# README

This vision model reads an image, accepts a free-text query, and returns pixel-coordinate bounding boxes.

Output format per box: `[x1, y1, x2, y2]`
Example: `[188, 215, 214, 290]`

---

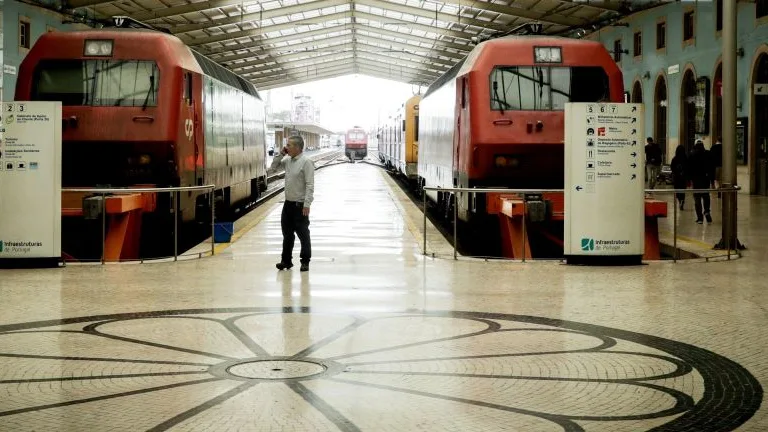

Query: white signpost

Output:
[564, 102, 645, 265]
[0, 101, 62, 267]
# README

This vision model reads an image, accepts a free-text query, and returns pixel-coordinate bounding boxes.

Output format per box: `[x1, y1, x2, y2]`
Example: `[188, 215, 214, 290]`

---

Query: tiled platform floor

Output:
[1, 163, 767, 431]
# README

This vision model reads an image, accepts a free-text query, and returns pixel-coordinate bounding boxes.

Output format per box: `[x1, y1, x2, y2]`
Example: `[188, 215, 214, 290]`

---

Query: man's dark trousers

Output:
[281, 200, 311, 265]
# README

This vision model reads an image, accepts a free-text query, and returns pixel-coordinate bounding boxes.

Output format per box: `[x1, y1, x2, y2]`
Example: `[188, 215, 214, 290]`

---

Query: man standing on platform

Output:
[269, 135, 315, 272]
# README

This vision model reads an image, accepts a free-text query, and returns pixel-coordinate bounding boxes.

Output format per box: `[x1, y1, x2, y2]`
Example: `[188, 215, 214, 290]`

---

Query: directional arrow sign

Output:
[575, 185, 583, 191]
[631, 118, 637, 123]
[631, 140, 637, 146]
[631, 152, 637, 157]
[631, 163, 637, 168]
[632, 106, 637, 112]
[631, 174, 637, 180]
[631, 129, 637, 134]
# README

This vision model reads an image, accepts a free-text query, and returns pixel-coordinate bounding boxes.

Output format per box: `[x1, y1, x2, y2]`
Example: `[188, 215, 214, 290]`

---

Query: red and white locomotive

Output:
[418, 35, 624, 222]
[344, 126, 368, 160]
[15, 20, 268, 258]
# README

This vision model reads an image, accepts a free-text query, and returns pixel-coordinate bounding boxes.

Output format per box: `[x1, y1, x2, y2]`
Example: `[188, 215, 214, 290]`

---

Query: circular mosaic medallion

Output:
[0, 308, 761, 431]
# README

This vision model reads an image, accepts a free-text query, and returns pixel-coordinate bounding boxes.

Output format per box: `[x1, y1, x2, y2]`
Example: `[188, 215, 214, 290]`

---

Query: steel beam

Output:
[356, 39, 454, 67]
[231, 42, 352, 71]
[239, 50, 354, 75]
[171, 0, 348, 34]
[355, 25, 472, 53]
[132, 0, 262, 22]
[184, 11, 351, 47]
[257, 69, 355, 90]
[353, 11, 476, 41]
[355, 34, 465, 59]
[355, 0, 509, 33]
[436, 0, 585, 27]
[206, 25, 351, 60]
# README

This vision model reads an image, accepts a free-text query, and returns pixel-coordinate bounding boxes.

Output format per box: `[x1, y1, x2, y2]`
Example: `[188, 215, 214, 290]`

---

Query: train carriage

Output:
[378, 95, 421, 180]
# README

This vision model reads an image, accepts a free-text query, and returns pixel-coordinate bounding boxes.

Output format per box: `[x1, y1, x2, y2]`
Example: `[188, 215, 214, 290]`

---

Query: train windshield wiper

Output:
[142, 75, 155, 111]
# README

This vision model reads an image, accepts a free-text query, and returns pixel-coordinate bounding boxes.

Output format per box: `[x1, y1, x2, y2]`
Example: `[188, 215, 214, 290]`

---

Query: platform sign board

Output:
[0, 101, 62, 266]
[564, 102, 645, 264]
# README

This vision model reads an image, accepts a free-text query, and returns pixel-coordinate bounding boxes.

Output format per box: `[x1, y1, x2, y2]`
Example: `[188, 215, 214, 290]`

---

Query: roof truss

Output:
[70, 0, 644, 89]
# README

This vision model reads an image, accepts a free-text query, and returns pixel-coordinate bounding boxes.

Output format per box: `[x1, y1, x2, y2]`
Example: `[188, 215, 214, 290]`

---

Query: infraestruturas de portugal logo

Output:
[581, 237, 630, 252]
[0, 239, 43, 254]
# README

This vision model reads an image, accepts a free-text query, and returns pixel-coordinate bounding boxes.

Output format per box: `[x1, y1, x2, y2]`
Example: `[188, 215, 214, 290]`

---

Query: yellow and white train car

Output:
[377, 94, 421, 179]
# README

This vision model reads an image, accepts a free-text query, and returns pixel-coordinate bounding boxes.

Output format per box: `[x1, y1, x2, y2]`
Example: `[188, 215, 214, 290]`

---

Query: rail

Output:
[420, 185, 742, 263]
[61, 184, 216, 264]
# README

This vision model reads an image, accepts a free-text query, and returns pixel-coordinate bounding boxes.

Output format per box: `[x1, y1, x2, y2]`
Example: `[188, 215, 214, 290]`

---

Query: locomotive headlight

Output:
[534, 46, 562, 63]
[84, 40, 113, 57]
[494, 155, 520, 168]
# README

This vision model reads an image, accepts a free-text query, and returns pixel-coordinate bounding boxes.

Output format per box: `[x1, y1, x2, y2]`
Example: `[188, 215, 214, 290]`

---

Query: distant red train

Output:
[418, 36, 624, 222]
[344, 126, 368, 160]
[15, 23, 268, 258]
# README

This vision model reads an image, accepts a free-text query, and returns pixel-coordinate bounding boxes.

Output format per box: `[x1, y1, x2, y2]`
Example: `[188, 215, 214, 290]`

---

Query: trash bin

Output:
[213, 222, 234, 243]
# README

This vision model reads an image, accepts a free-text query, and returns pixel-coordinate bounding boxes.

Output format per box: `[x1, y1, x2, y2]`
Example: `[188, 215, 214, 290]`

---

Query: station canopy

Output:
[67, 0, 663, 90]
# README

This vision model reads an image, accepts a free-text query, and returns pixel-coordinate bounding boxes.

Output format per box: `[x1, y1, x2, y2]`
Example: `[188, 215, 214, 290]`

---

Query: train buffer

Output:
[487, 193, 668, 260]
[62, 187, 157, 262]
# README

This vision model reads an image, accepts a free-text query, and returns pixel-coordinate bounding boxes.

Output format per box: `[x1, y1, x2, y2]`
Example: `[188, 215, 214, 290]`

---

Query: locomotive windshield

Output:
[490, 66, 609, 111]
[31, 59, 159, 108]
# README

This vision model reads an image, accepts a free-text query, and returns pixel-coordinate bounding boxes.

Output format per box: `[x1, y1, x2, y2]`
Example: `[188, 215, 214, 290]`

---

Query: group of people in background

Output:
[646, 137, 723, 225]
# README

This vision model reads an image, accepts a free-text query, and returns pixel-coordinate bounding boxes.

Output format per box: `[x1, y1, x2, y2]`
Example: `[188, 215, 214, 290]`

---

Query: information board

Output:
[0, 101, 62, 266]
[564, 102, 645, 264]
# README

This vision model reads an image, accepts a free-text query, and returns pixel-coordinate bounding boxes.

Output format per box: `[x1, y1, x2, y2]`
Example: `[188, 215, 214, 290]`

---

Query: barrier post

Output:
[211, 192, 215, 256]
[422, 188, 427, 256]
[521, 200, 527, 263]
[673, 191, 678, 262]
[101, 192, 106, 264]
[453, 192, 458, 260]
[173, 190, 178, 261]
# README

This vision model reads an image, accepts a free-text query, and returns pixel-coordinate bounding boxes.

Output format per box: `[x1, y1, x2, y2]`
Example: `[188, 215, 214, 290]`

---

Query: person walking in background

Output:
[269, 135, 315, 271]
[710, 137, 723, 197]
[670, 144, 688, 210]
[687, 140, 713, 224]
[645, 137, 662, 190]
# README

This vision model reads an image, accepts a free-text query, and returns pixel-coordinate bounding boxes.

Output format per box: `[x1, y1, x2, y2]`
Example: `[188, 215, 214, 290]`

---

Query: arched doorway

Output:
[713, 62, 723, 144]
[681, 68, 697, 154]
[631, 81, 643, 103]
[753, 54, 768, 195]
[654, 75, 668, 161]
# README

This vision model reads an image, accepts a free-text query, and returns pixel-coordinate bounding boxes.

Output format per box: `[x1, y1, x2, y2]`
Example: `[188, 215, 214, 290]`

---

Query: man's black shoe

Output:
[300, 263, 309, 272]
[276, 262, 293, 270]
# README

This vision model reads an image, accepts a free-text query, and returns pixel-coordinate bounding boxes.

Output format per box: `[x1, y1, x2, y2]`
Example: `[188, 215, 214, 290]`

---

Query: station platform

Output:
[1, 162, 767, 431]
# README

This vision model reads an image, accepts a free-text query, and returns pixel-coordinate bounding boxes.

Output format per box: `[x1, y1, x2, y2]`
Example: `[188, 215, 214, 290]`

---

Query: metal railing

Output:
[62, 184, 216, 264]
[420, 185, 743, 263]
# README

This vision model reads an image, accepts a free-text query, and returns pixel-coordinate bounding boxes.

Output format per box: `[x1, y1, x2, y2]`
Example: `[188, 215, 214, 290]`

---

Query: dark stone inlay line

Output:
[338, 371, 694, 420]
[344, 350, 691, 382]
[0, 377, 222, 417]
[0, 371, 208, 384]
[290, 315, 368, 359]
[286, 381, 362, 432]
[323, 318, 503, 361]
[82, 322, 236, 361]
[146, 381, 257, 432]
[330, 378, 584, 432]
[0, 352, 213, 367]
[222, 317, 269, 357]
